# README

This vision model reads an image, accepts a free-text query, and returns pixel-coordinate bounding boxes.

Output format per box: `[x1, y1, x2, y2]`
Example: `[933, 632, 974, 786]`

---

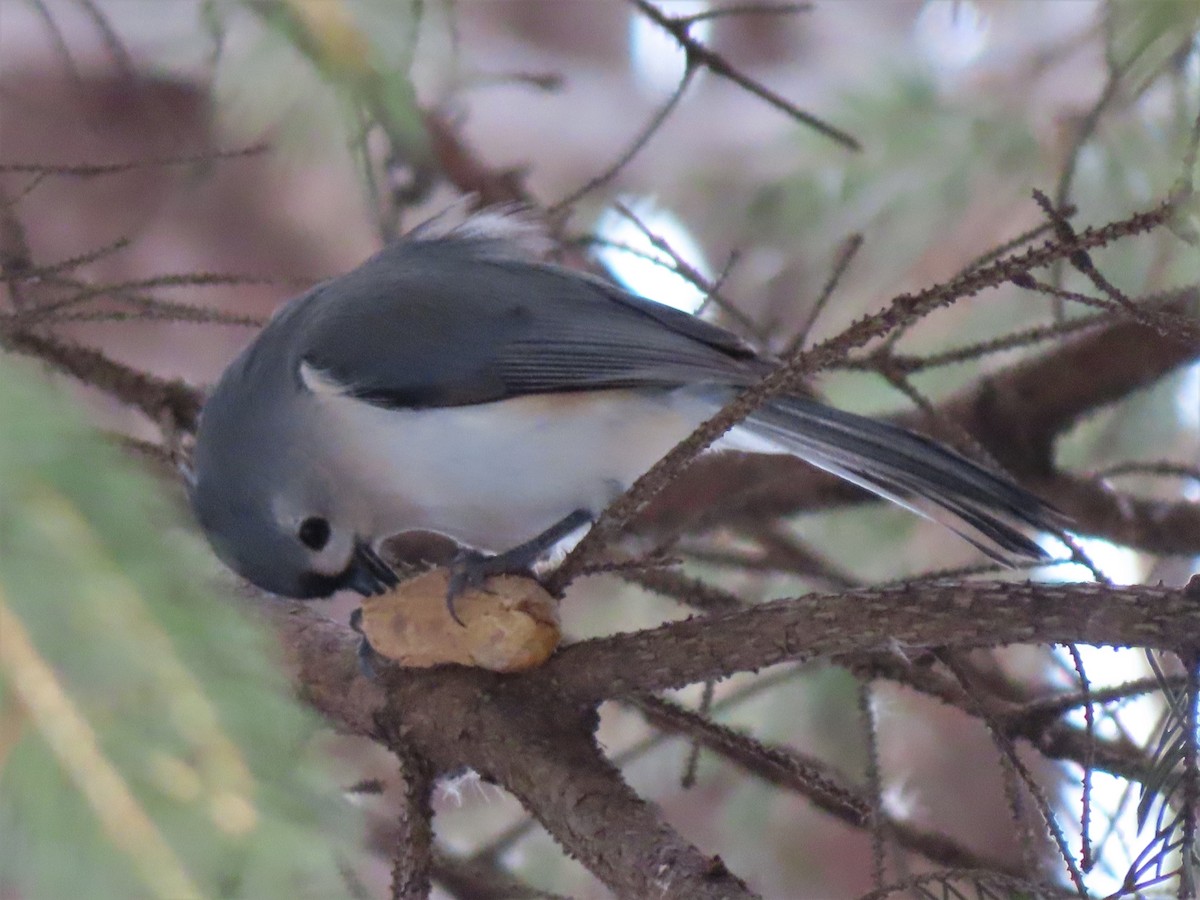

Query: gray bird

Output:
[189, 210, 1061, 605]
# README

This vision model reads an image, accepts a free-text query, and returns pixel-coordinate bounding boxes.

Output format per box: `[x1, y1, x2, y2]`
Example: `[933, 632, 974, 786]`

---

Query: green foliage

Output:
[741, 70, 1041, 280]
[1108, 0, 1200, 94]
[0, 358, 361, 899]
[205, 0, 430, 213]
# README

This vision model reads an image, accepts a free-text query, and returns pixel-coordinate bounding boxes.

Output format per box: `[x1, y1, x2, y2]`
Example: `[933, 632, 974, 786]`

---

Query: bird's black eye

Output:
[298, 517, 331, 551]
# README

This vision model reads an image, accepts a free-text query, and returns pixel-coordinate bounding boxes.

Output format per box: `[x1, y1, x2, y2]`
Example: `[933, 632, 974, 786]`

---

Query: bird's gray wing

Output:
[289, 233, 1065, 562]
[293, 236, 766, 409]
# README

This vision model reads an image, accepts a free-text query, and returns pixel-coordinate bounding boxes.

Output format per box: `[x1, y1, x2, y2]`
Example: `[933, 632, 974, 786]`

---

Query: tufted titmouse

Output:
[189, 210, 1061, 606]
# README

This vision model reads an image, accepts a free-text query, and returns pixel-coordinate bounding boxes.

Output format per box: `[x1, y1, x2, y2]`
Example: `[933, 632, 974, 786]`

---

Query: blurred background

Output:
[2, 2, 1198, 898]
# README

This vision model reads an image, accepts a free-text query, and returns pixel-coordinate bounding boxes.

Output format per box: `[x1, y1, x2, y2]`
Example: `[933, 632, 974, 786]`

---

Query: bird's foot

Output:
[348, 607, 382, 679]
[444, 509, 594, 626]
[445, 549, 520, 626]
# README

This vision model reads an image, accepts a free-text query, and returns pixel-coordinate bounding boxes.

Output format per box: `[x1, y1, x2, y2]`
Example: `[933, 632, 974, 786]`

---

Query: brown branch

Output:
[462, 664, 816, 872]
[844, 649, 1164, 784]
[268, 578, 1197, 762]
[423, 112, 532, 208]
[0, 144, 270, 176]
[0, 325, 202, 432]
[391, 748, 435, 900]
[630, 694, 1027, 877]
[12, 20, 1197, 895]
[1032, 474, 1200, 557]
[939, 292, 1200, 471]
[858, 869, 1075, 900]
[265, 603, 758, 898]
[620, 567, 747, 614]
[542, 580, 1197, 701]
[265, 576, 1195, 893]
[431, 849, 569, 900]
[378, 670, 757, 899]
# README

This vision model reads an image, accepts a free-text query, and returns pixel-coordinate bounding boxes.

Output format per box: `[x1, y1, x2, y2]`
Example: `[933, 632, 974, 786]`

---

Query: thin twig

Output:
[1093, 461, 1200, 483]
[742, 521, 860, 589]
[1016, 273, 1200, 341]
[631, 693, 1026, 876]
[620, 566, 746, 614]
[875, 362, 1002, 472]
[627, 0, 861, 151]
[677, 1, 812, 26]
[1050, 16, 1125, 301]
[1064, 644, 1095, 872]
[0, 144, 270, 176]
[551, 64, 697, 213]
[1178, 651, 1200, 899]
[1034, 188, 1196, 341]
[835, 310, 1113, 375]
[857, 869, 1073, 900]
[954, 214, 1072, 280]
[73, 0, 137, 77]
[940, 653, 1090, 895]
[610, 201, 764, 340]
[857, 679, 888, 890]
[25, 237, 133, 278]
[0, 326, 202, 432]
[785, 232, 863, 355]
[26, 0, 87, 107]
[679, 680, 714, 789]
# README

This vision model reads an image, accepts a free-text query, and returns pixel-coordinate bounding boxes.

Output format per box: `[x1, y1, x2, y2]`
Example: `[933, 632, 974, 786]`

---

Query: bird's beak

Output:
[340, 542, 400, 596]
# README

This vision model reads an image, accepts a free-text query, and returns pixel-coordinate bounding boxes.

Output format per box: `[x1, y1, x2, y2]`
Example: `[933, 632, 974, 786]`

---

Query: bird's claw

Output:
[442, 510, 592, 627]
[445, 549, 522, 627]
[349, 607, 381, 679]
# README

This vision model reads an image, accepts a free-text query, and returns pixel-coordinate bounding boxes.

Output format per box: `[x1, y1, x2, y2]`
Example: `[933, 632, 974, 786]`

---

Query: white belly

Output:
[308, 387, 714, 550]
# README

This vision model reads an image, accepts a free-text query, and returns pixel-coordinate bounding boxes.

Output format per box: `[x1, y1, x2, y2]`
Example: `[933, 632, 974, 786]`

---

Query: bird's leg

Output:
[446, 508, 593, 624]
[348, 607, 381, 679]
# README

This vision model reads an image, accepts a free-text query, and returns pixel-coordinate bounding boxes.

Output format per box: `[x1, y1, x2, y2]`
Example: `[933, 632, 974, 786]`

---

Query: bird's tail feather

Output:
[741, 396, 1065, 562]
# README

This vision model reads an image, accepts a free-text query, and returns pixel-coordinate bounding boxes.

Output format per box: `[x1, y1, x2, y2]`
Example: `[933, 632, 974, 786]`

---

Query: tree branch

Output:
[263, 601, 757, 899]
[0, 325, 201, 432]
[431, 849, 569, 900]
[544, 580, 1195, 701]
[265, 577, 1199, 891]
[375, 668, 758, 900]
[630, 694, 1026, 876]
[390, 747, 434, 900]
[637, 289, 1200, 555]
